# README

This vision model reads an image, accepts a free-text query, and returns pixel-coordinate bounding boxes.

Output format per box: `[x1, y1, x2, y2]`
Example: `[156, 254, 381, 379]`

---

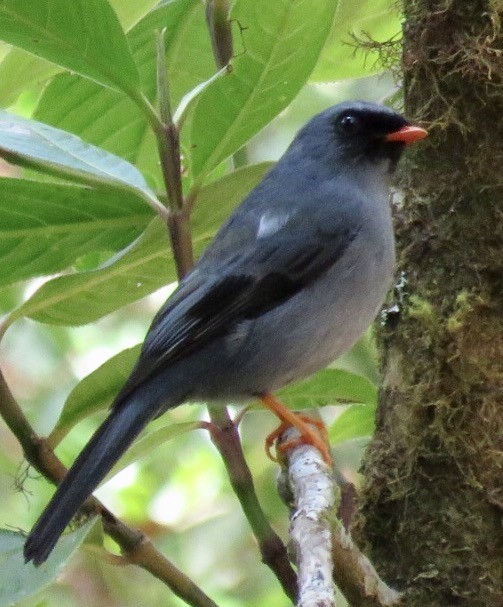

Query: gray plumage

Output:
[24, 100, 424, 565]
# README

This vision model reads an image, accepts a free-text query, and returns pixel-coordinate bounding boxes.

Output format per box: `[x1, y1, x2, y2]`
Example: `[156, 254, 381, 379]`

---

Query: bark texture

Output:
[357, 1, 503, 605]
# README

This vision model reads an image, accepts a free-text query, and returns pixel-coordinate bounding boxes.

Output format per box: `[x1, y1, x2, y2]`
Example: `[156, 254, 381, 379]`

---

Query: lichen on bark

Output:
[356, 1, 503, 605]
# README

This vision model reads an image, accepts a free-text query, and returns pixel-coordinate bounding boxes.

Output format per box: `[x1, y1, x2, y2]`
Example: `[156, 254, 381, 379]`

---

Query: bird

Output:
[24, 100, 427, 565]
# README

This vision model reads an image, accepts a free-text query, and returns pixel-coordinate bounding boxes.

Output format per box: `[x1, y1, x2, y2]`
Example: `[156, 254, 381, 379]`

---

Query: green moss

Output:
[407, 295, 436, 324]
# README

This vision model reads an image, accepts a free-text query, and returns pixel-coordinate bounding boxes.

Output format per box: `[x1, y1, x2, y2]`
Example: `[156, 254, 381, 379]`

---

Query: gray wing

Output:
[114, 208, 362, 404]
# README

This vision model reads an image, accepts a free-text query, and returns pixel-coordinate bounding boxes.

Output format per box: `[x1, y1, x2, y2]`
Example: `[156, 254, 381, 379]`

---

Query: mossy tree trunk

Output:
[357, 1, 503, 605]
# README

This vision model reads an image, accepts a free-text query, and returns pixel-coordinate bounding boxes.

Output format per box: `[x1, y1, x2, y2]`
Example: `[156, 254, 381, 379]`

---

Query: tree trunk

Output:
[356, 1, 503, 605]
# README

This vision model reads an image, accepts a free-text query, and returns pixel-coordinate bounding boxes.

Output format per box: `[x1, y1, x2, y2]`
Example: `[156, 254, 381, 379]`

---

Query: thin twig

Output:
[0, 369, 218, 607]
[207, 405, 298, 603]
[126, 536, 219, 607]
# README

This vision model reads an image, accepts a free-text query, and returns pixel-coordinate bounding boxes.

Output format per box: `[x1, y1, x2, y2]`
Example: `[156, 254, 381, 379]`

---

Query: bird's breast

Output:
[189, 217, 395, 401]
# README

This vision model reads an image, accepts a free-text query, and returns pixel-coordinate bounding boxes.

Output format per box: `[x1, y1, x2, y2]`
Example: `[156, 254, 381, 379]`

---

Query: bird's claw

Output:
[265, 414, 332, 465]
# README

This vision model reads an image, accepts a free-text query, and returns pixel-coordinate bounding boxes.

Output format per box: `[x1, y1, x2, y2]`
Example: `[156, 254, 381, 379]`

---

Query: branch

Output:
[204, 0, 249, 168]
[277, 429, 336, 607]
[154, 29, 194, 278]
[0, 369, 218, 607]
[331, 524, 402, 607]
[205, 406, 298, 603]
[276, 428, 403, 607]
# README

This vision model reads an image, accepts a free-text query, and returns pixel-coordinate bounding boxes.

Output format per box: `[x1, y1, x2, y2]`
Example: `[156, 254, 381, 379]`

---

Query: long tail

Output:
[24, 394, 160, 566]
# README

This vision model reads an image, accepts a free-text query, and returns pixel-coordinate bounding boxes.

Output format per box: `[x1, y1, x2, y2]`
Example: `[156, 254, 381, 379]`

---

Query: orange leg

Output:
[261, 393, 332, 465]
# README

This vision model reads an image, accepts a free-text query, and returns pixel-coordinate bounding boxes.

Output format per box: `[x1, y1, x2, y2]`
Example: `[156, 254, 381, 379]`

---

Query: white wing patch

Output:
[257, 211, 290, 239]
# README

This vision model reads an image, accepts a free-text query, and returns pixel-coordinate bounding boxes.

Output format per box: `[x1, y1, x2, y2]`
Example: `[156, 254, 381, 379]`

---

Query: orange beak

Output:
[385, 125, 428, 145]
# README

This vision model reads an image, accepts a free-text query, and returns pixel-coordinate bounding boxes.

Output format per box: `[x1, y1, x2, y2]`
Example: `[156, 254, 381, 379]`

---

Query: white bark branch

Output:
[276, 426, 404, 607]
[280, 431, 337, 607]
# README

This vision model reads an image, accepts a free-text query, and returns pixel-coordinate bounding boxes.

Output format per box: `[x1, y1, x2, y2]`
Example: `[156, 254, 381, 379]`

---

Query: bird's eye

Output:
[338, 114, 360, 134]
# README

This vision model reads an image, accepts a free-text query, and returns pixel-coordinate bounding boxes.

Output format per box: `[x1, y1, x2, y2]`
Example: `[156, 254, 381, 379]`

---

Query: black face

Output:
[330, 103, 410, 168]
[291, 101, 417, 174]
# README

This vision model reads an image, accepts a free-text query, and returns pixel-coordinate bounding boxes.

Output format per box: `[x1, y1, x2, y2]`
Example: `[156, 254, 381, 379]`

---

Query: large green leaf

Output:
[0, 179, 152, 285]
[0, 0, 159, 108]
[0, 0, 140, 95]
[277, 368, 377, 410]
[0, 521, 95, 607]
[310, 0, 401, 82]
[188, 0, 337, 182]
[7, 219, 174, 327]
[6, 163, 270, 329]
[34, 0, 213, 188]
[0, 110, 162, 212]
[34, 75, 148, 166]
[0, 50, 59, 108]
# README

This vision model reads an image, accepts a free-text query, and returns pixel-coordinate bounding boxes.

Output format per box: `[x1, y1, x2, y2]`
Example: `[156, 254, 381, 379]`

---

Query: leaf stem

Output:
[130, 34, 194, 279]
[205, 0, 233, 68]
[154, 30, 194, 278]
[156, 28, 174, 129]
[204, 1, 249, 171]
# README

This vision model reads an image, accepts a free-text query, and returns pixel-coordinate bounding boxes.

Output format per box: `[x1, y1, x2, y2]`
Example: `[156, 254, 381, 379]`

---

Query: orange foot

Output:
[261, 393, 332, 465]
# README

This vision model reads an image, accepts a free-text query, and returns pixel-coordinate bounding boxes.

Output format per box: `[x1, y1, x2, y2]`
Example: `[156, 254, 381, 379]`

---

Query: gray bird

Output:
[24, 100, 427, 565]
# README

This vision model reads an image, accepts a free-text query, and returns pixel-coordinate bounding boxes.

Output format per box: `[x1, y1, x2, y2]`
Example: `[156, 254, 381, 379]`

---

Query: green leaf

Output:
[50, 345, 141, 445]
[277, 368, 377, 410]
[110, 0, 159, 29]
[329, 403, 376, 445]
[0, 179, 152, 286]
[173, 67, 227, 127]
[310, 0, 401, 82]
[0, 0, 159, 108]
[188, 0, 337, 182]
[0, 0, 140, 95]
[7, 163, 270, 328]
[34, 75, 148, 166]
[34, 0, 212, 187]
[0, 49, 59, 108]
[0, 521, 95, 607]
[7, 219, 175, 327]
[0, 110, 162, 212]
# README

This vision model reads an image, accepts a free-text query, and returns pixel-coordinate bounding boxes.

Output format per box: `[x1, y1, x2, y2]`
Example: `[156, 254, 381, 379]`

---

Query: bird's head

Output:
[294, 101, 427, 176]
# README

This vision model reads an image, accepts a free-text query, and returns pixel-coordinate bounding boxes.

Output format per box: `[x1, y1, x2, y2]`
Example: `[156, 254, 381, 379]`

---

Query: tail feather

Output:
[24, 395, 159, 565]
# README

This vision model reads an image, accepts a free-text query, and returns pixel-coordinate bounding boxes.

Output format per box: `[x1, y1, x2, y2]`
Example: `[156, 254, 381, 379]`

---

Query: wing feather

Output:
[113, 217, 361, 405]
